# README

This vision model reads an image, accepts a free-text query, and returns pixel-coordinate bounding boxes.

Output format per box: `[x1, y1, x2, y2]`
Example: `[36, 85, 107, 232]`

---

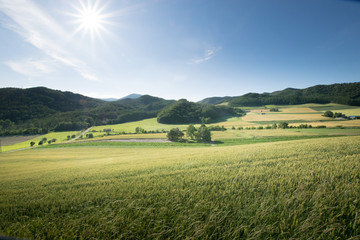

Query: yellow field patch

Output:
[291, 119, 360, 128]
[278, 107, 318, 113]
[242, 113, 327, 122]
[210, 117, 257, 128]
[332, 109, 360, 116]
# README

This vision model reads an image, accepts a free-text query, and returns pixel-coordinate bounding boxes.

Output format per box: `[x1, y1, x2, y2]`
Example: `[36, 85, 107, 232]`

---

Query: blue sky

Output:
[0, 0, 360, 101]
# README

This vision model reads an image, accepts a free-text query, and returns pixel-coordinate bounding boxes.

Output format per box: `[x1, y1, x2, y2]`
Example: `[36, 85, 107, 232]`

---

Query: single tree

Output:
[167, 128, 184, 142]
[278, 122, 289, 129]
[186, 124, 196, 140]
[195, 125, 212, 143]
[30, 141, 35, 147]
[323, 111, 334, 118]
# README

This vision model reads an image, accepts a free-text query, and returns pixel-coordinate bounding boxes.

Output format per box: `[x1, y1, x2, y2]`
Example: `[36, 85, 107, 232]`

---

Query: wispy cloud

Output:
[190, 46, 222, 64]
[0, 0, 98, 81]
[5, 58, 56, 77]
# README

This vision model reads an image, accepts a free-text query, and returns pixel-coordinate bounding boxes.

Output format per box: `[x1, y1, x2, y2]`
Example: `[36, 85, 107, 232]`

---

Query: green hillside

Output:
[0, 87, 173, 135]
[199, 82, 360, 106]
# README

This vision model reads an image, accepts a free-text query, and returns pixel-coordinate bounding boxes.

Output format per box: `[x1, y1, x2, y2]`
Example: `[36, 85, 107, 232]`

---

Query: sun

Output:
[80, 8, 102, 31]
[71, 0, 111, 42]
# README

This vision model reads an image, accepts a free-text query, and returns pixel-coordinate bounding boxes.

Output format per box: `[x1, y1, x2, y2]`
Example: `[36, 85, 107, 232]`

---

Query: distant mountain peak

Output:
[120, 93, 142, 100]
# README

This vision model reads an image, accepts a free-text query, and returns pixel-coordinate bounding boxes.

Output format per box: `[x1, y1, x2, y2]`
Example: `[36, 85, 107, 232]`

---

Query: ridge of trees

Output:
[0, 87, 174, 135]
[199, 82, 360, 106]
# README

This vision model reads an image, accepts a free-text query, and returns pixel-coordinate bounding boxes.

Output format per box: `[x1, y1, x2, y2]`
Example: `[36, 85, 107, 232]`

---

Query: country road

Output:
[66, 127, 93, 142]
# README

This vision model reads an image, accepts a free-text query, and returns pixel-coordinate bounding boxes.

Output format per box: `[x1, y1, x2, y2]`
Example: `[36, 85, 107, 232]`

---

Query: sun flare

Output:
[71, 0, 111, 41]
[80, 9, 102, 30]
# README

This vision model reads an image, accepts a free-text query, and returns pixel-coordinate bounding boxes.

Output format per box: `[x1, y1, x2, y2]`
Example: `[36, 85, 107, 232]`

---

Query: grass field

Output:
[91, 118, 201, 134]
[1, 136, 359, 239]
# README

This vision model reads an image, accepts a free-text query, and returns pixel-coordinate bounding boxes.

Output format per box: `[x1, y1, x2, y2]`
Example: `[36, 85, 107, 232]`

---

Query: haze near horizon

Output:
[0, 0, 359, 101]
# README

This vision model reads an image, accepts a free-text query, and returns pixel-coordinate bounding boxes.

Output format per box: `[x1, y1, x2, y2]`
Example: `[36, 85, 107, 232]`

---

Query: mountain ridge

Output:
[198, 82, 360, 106]
[1, 82, 360, 135]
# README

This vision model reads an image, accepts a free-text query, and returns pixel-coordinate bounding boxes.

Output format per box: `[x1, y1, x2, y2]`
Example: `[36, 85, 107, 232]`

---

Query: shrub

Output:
[86, 133, 94, 138]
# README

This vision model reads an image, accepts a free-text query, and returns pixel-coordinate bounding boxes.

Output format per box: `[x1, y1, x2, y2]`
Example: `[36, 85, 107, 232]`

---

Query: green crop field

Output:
[1, 136, 360, 239]
[1, 103, 360, 239]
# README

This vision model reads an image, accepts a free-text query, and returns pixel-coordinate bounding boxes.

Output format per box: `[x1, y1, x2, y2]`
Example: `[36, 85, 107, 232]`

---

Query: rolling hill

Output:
[199, 82, 360, 106]
[0, 87, 173, 135]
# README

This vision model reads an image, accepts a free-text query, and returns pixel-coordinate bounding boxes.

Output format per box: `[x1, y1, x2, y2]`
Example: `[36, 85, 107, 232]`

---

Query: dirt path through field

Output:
[67, 127, 93, 142]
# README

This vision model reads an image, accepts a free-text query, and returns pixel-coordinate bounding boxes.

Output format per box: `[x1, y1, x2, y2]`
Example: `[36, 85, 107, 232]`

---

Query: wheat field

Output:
[1, 136, 359, 239]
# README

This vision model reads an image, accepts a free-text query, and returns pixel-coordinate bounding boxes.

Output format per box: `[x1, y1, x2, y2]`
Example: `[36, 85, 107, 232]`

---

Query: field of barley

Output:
[1, 136, 360, 239]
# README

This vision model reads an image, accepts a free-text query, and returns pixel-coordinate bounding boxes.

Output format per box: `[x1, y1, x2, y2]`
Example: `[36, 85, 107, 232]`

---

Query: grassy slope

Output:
[91, 118, 201, 133]
[1, 131, 81, 152]
[1, 136, 359, 239]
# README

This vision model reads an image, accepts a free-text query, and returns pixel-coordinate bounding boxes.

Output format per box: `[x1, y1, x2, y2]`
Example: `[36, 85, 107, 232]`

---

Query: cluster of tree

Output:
[200, 82, 360, 107]
[167, 125, 212, 143]
[208, 125, 227, 131]
[0, 87, 174, 135]
[86, 133, 94, 138]
[135, 127, 146, 134]
[269, 108, 279, 112]
[157, 99, 244, 124]
[31, 138, 57, 147]
[323, 111, 346, 118]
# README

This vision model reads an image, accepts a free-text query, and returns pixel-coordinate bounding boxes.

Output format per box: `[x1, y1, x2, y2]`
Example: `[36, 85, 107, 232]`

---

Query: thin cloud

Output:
[190, 46, 222, 64]
[0, 0, 98, 81]
[5, 58, 56, 77]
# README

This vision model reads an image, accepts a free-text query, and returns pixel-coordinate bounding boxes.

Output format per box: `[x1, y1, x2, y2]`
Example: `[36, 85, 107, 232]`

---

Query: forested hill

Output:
[0, 87, 104, 122]
[0, 87, 173, 135]
[157, 99, 243, 124]
[199, 82, 360, 106]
